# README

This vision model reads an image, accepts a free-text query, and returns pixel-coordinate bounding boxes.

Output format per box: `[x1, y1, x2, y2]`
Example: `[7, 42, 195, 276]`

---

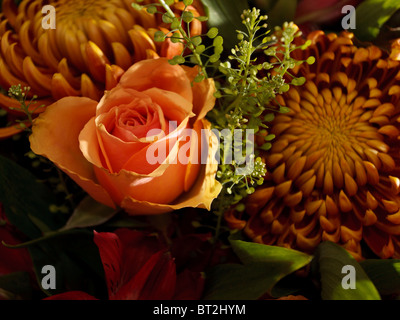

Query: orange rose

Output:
[30, 58, 222, 215]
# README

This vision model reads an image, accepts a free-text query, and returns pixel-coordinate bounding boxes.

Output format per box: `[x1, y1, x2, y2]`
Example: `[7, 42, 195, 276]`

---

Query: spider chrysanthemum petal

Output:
[0, 0, 205, 137]
[226, 31, 400, 260]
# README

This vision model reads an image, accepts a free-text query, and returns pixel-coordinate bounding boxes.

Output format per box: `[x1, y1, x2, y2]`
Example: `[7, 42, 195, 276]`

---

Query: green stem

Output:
[158, 0, 206, 77]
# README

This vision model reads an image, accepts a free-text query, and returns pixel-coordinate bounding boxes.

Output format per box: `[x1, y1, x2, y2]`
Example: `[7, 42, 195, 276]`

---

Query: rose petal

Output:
[29, 97, 115, 208]
[119, 58, 193, 104]
[182, 65, 216, 121]
[121, 116, 191, 174]
[120, 119, 222, 215]
[184, 119, 202, 192]
[143, 87, 194, 123]
[93, 142, 188, 205]
[96, 87, 154, 119]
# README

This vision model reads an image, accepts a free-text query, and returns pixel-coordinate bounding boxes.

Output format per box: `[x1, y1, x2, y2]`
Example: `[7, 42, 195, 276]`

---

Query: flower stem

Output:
[158, 0, 207, 77]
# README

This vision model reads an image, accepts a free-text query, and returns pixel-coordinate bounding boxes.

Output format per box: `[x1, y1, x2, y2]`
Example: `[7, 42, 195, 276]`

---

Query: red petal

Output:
[93, 231, 122, 297]
[44, 291, 97, 300]
[173, 270, 205, 300]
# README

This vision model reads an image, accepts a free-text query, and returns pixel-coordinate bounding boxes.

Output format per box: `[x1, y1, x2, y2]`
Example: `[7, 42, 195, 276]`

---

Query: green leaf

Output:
[61, 196, 118, 230]
[0, 272, 32, 299]
[230, 238, 312, 267]
[360, 259, 400, 296]
[204, 237, 312, 299]
[204, 262, 278, 300]
[201, 0, 249, 49]
[28, 230, 107, 298]
[355, 0, 400, 41]
[313, 241, 381, 300]
[0, 155, 64, 239]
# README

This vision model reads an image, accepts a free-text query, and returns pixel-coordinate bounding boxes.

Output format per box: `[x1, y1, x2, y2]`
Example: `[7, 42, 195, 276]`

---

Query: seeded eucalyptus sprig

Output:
[132, 2, 313, 240]
[132, 0, 224, 81]
[207, 9, 314, 216]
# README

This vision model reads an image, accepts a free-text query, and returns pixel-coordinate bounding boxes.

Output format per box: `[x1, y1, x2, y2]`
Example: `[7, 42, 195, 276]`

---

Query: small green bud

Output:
[183, 0, 193, 5]
[279, 106, 290, 113]
[280, 84, 290, 92]
[207, 27, 218, 39]
[264, 134, 275, 141]
[162, 13, 174, 23]
[306, 56, 315, 65]
[146, 6, 157, 14]
[213, 35, 223, 47]
[291, 77, 306, 86]
[182, 11, 194, 23]
[263, 113, 275, 122]
[195, 45, 205, 54]
[173, 55, 185, 64]
[209, 54, 220, 63]
[171, 17, 180, 29]
[170, 35, 181, 43]
[191, 35, 202, 46]
[154, 31, 166, 42]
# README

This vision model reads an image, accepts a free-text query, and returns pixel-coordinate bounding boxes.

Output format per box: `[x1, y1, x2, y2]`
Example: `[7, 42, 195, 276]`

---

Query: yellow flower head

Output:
[0, 0, 204, 136]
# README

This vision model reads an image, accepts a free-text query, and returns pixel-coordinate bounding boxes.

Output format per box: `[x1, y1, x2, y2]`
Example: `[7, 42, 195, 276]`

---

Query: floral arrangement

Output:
[1, 0, 400, 303]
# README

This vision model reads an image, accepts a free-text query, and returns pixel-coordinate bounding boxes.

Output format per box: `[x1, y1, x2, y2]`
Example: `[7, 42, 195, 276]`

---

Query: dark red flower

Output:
[45, 228, 204, 300]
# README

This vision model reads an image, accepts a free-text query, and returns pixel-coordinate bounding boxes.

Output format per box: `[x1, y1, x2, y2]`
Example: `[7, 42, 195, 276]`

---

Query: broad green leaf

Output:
[204, 262, 280, 300]
[230, 238, 312, 267]
[201, 0, 249, 49]
[0, 155, 64, 239]
[28, 230, 107, 298]
[313, 241, 381, 300]
[62, 196, 117, 230]
[0, 272, 32, 299]
[204, 237, 312, 300]
[103, 215, 150, 229]
[355, 0, 400, 41]
[360, 259, 400, 296]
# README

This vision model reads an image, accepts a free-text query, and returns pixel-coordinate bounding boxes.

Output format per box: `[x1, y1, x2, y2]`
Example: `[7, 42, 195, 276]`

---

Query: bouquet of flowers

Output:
[1, 0, 400, 303]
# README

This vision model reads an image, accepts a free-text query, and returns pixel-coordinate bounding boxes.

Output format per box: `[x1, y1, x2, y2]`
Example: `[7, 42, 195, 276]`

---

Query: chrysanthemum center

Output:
[270, 81, 394, 197]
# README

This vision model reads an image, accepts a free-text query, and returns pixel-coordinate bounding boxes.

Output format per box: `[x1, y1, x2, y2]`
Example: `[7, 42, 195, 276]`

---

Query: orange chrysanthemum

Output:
[0, 0, 204, 137]
[226, 31, 400, 260]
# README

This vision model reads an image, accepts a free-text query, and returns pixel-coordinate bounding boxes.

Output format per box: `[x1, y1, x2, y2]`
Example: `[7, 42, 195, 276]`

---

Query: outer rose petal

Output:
[93, 138, 188, 205]
[29, 97, 115, 208]
[119, 58, 193, 104]
[182, 65, 216, 121]
[120, 119, 222, 215]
